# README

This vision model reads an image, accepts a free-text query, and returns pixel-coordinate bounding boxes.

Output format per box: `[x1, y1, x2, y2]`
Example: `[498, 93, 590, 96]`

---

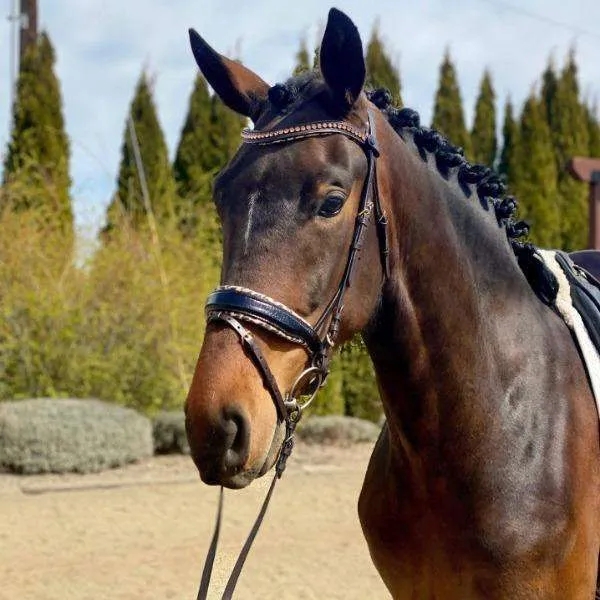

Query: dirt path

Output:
[0, 444, 389, 599]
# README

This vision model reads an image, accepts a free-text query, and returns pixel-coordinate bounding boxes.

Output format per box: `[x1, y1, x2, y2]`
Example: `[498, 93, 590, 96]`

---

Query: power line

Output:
[479, 0, 600, 41]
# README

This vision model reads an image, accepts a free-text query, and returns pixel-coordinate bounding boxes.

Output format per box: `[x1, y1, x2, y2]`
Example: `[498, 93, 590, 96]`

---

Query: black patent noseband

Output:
[197, 110, 388, 600]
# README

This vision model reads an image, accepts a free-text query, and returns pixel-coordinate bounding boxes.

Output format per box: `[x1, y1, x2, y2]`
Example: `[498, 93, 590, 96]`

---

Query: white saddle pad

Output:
[537, 249, 600, 416]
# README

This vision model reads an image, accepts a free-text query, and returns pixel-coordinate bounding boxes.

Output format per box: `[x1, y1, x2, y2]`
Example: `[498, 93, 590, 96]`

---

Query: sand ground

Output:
[0, 443, 389, 599]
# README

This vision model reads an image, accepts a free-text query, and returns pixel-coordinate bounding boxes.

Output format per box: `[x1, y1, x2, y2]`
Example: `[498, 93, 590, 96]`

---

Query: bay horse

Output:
[184, 8, 600, 598]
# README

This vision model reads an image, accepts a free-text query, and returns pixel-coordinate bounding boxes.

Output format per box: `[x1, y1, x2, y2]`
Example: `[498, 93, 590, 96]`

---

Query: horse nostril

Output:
[222, 407, 250, 470]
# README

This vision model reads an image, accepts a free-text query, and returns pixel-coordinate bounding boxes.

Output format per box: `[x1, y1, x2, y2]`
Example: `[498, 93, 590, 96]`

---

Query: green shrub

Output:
[297, 415, 380, 446]
[0, 208, 219, 411]
[0, 398, 153, 474]
[341, 338, 382, 423]
[152, 410, 189, 455]
[309, 357, 345, 416]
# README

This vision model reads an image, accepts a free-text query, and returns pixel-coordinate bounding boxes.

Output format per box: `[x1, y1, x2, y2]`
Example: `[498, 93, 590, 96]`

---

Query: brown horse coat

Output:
[184, 8, 600, 598]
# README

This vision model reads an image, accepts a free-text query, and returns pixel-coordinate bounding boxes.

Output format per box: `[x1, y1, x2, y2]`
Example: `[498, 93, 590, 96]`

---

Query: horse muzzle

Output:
[185, 399, 285, 489]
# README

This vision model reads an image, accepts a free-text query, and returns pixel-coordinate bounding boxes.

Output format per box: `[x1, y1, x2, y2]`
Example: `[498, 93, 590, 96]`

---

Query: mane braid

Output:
[366, 88, 530, 255]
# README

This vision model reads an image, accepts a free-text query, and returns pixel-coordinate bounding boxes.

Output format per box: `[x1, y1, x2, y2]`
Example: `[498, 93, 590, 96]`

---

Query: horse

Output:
[184, 8, 600, 599]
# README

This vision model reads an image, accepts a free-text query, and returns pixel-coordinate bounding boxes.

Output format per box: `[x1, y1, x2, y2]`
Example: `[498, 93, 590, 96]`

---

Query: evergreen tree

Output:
[105, 71, 174, 232]
[313, 45, 321, 70]
[172, 75, 218, 244]
[173, 75, 216, 197]
[210, 96, 244, 168]
[512, 94, 561, 248]
[432, 50, 472, 158]
[541, 58, 559, 127]
[498, 97, 520, 187]
[554, 50, 589, 250]
[293, 38, 311, 76]
[365, 22, 402, 107]
[3, 32, 72, 237]
[587, 103, 600, 157]
[471, 70, 497, 167]
[313, 21, 325, 70]
[173, 74, 243, 199]
[171, 76, 243, 258]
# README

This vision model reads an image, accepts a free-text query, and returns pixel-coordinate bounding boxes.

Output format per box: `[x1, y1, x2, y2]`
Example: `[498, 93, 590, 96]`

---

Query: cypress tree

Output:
[210, 96, 244, 168]
[365, 22, 402, 107]
[173, 75, 216, 197]
[432, 50, 472, 158]
[105, 71, 174, 231]
[541, 58, 559, 127]
[587, 103, 600, 157]
[313, 45, 321, 70]
[3, 32, 72, 236]
[471, 70, 497, 167]
[171, 76, 242, 258]
[512, 94, 561, 248]
[172, 75, 218, 243]
[553, 50, 589, 250]
[293, 38, 311, 76]
[194, 95, 243, 256]
[498, 97, 520, 187]
[173, 74, 243, 198]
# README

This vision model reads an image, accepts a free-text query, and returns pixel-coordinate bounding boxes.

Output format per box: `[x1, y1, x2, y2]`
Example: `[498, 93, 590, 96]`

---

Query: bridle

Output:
[196, 108, 389, 600]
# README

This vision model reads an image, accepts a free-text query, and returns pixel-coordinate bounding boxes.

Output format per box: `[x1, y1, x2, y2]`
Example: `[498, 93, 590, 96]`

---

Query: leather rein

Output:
[196, 109, 389, 600]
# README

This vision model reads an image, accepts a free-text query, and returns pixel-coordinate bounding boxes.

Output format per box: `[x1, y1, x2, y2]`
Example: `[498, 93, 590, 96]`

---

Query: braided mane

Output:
[267, 78, 530, 257]
[364, 88, 529, 253]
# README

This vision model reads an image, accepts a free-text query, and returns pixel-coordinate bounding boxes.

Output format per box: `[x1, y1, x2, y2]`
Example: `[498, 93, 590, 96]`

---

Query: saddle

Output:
[525, 247, 600, 411]
[570, 250, 600, 282]
[562, 251, 600, 351]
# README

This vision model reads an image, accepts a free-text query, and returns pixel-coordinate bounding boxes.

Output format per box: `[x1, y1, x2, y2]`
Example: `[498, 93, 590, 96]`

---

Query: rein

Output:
[196, 109, 388, 600]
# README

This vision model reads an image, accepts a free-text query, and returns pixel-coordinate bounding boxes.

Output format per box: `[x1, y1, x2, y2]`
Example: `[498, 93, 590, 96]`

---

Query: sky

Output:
[1, 0, 599, 240]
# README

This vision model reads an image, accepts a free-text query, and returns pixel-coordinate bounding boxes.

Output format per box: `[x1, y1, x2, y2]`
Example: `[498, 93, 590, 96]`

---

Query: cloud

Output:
[1, 0, 599, 237]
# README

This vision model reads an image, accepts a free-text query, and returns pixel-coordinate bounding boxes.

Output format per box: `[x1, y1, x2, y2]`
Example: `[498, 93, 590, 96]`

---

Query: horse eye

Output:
[318, 192, 346, 218]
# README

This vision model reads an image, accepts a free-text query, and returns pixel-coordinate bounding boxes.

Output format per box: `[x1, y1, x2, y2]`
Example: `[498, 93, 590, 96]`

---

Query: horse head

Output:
[184, 9, 386, 489]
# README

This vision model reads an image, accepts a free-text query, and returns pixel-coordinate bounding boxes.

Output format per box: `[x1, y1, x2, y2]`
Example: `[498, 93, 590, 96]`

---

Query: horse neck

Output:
[365, 121, 549, 458]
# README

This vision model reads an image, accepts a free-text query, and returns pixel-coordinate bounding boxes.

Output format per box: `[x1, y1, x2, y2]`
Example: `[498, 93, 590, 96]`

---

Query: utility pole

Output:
[7, 0, 20, 134]
[569, 157, 600, 250]
[6, 0, 36, 138]
[19, 0, 37, 59]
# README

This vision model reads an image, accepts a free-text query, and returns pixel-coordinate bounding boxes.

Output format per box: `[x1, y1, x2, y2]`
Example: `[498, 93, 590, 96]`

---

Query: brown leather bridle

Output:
[196, 109, 388, 600]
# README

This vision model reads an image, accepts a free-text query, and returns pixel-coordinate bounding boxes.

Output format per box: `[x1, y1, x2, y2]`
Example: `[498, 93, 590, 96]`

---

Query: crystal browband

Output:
[241, 120, 369, 146]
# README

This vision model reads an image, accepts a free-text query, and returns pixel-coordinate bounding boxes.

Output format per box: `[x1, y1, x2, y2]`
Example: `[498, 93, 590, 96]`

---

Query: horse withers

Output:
[184, 8, 600, 599]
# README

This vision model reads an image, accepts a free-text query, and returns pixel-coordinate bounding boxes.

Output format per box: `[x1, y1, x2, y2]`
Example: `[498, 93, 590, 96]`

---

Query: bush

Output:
[341, 339, 382, 423]
[0, 398, 153, 474]
[309, 357, 345, 416]
[0, 208, 219, 411]
[152, 410, 190, 454]
[296, 415, 381, 446]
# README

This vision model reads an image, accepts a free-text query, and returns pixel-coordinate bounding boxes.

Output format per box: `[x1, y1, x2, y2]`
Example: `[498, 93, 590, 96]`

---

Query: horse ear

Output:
[319, 8, 366, 110]
[188, 28, 269, 121]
